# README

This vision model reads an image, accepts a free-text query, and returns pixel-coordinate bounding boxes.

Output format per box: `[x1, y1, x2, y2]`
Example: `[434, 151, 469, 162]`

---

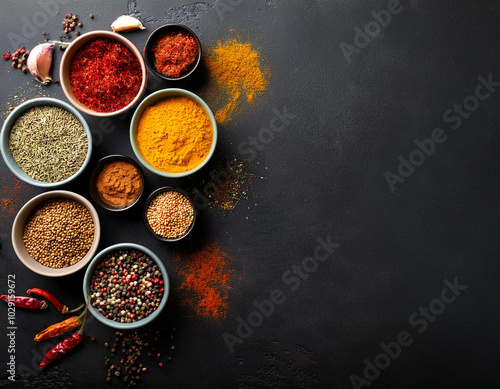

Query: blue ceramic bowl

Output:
[0, 97, 92, 187]
[83, 243, 169, 330]
[130, 88, 217, 178]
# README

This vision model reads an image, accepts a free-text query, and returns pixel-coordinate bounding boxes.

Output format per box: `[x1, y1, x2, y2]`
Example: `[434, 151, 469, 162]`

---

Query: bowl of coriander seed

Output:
[0, 97, 92, 187]
[12, 190, 101, 277]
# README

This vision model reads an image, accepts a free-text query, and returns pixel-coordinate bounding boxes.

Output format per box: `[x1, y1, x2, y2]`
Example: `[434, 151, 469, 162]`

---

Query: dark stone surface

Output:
[1, 0, 500, 388]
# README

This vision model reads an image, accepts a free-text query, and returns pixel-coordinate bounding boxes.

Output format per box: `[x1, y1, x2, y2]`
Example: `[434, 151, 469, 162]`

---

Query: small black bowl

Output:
[89, 155, 145, 211]
[144, 24, 202, 81]
[143, 186, 196, 242]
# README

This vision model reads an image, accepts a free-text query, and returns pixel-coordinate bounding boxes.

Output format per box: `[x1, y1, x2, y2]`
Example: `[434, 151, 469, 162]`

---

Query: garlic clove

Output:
[111, 15, 146, 32]
[26, 43, 54, 85]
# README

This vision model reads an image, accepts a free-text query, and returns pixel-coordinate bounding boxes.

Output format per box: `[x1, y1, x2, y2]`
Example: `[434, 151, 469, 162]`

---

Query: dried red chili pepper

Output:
[39, 297, 89, 369]
[35, 317, 79, 342]
[34, 298, 89, 342]
[2, 51, 11, 60]
[39, 332, 83, 369]
[27, 288, 84, 314]
[0, 295, 47, 309]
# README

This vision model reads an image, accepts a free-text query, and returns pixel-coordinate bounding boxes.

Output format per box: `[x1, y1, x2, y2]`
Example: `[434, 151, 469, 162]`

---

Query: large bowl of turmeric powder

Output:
[130, 88, 217, 177]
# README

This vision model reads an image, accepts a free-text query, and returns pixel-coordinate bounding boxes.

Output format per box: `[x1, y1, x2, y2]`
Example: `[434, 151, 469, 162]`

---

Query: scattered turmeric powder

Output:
[136, 96, 213, 173]
[206, 39, 269, 124]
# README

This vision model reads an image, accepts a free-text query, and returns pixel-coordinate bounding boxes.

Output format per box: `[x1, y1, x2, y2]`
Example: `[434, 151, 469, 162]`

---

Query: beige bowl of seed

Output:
[12, 190, 101, 277]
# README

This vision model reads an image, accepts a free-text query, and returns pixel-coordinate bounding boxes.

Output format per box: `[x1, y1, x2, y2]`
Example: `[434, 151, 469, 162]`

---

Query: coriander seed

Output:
[146, 190, 194, 239]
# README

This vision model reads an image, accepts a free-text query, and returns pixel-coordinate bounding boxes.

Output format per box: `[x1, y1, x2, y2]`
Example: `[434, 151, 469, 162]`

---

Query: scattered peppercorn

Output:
[89, 13, 94, 18]
[61, 12, 84, 40]
[102, 328, 177, 386]
[4, 46, 29, 74]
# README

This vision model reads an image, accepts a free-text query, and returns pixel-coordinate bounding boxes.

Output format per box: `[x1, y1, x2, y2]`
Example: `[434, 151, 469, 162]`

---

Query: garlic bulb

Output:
[111, 15, 146, 32]
[26, 43, 54, 84]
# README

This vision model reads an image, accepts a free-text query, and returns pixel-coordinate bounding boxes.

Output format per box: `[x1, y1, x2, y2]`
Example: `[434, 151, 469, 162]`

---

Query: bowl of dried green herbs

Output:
[0, 97, 92, 187]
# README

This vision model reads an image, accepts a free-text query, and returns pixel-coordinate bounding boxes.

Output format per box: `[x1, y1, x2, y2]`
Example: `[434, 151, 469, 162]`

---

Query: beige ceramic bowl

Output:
[59, 30, 147, 117]
[12, 190, 101, 277]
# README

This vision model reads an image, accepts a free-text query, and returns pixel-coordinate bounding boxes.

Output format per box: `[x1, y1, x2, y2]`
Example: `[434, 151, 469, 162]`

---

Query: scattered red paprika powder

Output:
[0, 173, 26, 218]
[70, 38, 142, 113]
[173, 242, 237, 322]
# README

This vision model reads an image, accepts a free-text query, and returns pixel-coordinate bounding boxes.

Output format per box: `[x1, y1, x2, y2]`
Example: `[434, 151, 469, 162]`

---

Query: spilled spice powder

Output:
[2, 84, 49, 121]
[205, 39, 269, 124]
[173, 242, 236, 321]
[210, 160, 253, 211]
[0, 173, 26, 218]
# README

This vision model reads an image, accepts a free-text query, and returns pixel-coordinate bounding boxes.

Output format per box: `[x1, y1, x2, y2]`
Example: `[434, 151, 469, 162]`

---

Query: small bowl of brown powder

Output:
[12, 190, 101, 277]
[89, 155, 145, 211]
[144, 187, 196, 241]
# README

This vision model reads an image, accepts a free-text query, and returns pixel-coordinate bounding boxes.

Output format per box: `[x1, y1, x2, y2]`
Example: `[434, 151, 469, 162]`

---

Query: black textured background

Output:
[1, 1, 500, 388]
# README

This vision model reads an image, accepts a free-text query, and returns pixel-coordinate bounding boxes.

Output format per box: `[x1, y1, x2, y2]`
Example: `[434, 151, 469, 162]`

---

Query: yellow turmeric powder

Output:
[206, 39, 268, 124]
[137, 97, 213, 173]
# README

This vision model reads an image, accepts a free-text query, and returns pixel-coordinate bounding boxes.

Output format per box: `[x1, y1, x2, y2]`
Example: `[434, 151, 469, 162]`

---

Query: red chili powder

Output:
[173, 242, 236, 321]
[0, 174, 26, 218]
[152, 30, 198, 78]
[70, 38, 142, 113]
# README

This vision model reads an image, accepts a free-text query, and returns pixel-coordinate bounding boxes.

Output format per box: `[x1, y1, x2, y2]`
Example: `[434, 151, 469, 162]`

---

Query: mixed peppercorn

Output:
[59, 12, 90, 40]
[2, 46, 29, 73]
[89, 249, 164, 323]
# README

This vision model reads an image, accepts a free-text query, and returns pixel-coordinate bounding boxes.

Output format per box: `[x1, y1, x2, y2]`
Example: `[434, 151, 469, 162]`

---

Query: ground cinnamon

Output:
[96, 161, 142, 208]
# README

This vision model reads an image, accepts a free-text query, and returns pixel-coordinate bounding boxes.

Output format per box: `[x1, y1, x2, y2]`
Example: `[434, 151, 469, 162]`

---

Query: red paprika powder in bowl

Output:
[60, 31, 147, 117]
[144, 24, 202, 81]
